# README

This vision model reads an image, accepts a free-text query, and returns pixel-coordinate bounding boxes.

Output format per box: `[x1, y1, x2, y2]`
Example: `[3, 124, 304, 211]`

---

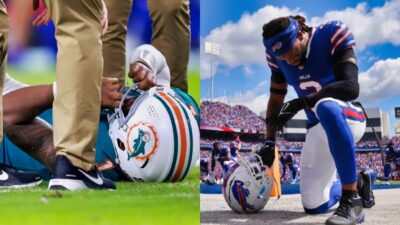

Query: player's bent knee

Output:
[315, 98, 343, 121]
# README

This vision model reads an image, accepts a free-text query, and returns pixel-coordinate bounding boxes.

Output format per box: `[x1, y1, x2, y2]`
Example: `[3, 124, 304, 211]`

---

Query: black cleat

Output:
[48, 155, 116, 191]
[0, 164, 42, 188]
[357, 171, 375, 208]
[325, 196, 365, 225]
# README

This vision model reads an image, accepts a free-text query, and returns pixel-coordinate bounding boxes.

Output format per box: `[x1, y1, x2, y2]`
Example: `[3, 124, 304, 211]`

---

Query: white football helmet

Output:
[108, 86, 200, 182]
[223, 154, 273, 213]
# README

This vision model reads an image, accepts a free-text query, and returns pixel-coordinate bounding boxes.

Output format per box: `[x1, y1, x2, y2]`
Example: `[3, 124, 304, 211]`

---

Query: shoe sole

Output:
[48, 179, 88, 191]
[0, 179, 42, 189]
[325, 212, 365, 225]
[48, 178, 116, 191]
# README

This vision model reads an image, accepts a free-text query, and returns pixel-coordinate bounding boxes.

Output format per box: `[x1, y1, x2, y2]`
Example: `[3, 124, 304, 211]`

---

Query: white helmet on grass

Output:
[108, 86, 199, 182]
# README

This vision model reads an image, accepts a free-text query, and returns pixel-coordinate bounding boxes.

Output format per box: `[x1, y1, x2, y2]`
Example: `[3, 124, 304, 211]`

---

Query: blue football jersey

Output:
[213, 148, 228, 163]
[230, 147, 237, 158]
[266, 20, 356, 124]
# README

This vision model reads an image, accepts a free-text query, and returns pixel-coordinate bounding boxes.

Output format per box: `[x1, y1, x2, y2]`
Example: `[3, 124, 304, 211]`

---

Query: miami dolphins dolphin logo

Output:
[232, 180, 255, 211]
[127, 128, 148, 160]
[126, 122, 159, 161]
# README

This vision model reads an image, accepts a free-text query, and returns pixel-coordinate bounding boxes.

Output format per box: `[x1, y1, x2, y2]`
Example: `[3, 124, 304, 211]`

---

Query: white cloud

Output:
[201, 1, 400, 79]
[204, 58, 400, 113]
[243, 65, 253, 77]
[200, 6, 303, 79]
[310, 1, 400, 50]
[203, 81, 269, 115]
[358, 58, 400, 103]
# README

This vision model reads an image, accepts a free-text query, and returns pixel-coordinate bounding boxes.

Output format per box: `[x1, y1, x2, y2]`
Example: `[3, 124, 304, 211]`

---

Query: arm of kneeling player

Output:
[305, 48, 359, 107]
[266, 71, 288, 138]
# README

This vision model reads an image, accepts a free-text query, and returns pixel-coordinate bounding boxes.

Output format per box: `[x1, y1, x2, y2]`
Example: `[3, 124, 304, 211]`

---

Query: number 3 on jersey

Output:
[299, 80, 322, 94]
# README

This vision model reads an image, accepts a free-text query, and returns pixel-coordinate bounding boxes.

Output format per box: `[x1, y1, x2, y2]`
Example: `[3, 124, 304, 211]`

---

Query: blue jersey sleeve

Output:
[325, 20, 355, 55]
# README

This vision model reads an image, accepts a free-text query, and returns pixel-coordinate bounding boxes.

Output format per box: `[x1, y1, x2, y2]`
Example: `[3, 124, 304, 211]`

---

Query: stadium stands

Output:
[200, 137, 400, 183]
[201, 101, 265, 132]
[200, 100, 400, 183]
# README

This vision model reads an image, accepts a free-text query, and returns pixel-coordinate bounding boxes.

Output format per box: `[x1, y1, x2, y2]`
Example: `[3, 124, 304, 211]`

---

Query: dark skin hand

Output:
[101, 78, 123, 109]
[2, 77, 124, 170]
[129, 62, 156, 90]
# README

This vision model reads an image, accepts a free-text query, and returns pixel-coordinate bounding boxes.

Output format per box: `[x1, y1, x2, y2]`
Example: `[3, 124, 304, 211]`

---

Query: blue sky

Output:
[200, 0, 400, 136]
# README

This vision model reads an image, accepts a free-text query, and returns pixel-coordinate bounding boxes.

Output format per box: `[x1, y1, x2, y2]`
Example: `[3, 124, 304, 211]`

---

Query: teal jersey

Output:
[0, 89, 200, 181]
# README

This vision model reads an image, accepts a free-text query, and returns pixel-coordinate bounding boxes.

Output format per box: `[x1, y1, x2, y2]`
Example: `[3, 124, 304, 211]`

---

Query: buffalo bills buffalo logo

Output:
[232, 180, 255, 211]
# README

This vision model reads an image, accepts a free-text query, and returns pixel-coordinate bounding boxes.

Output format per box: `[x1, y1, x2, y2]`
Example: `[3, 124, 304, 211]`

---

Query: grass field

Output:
[0, 168, 200, 225]
[6, 67, 200, 105]
[375, 180, 400, 185]
[5, 66, 201, 225]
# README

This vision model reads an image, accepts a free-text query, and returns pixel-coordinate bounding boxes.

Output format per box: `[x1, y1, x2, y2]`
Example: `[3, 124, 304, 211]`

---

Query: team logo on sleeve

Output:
[127, 122, 159, 160]
[272, 42, 282, 52]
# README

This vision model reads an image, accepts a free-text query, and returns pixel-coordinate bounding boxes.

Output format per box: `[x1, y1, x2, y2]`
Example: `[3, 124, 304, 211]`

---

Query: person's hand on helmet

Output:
[129, 62, 156, 90]
[256, 138, 276, 167]
[101, 77, 123, 108]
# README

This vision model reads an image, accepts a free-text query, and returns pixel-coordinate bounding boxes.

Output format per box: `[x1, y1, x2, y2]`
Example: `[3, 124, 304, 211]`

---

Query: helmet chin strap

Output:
[117, 84, 139, 128]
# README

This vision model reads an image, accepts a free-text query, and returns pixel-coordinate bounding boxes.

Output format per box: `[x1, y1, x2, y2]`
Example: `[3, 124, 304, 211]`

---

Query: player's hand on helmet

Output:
[267, 98, 307, 130]
[129, 62, 156, 90]
[256, 138, 276, 167]
[32, 0, 51, 27]
[101, 77, 123, 108]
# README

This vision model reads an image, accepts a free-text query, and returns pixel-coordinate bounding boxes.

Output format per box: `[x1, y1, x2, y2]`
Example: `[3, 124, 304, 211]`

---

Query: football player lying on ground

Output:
[0, 75, 123, 188]
[0, 75, 121, 188]
[258, 16, 375, 225]
[2, 44, 199, 189]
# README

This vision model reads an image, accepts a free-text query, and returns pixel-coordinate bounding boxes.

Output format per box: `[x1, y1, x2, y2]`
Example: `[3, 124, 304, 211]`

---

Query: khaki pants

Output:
[102, 0, 190, 92]
[0, 0, 8, 142]
[45, 0, 103, 171]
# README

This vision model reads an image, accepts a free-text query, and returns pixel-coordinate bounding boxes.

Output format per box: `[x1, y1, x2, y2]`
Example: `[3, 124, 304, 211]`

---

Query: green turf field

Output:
[0, 168, 200, 225]
[375, 180, 400, 185]
[5, 67, 200, 225]
[6, 67, 200, 105]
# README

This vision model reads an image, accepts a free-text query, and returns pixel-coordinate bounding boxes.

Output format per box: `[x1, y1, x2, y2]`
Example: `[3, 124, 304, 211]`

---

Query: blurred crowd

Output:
[200, 137, 400, 152]
[200, 136, 400, 184]
[4, 0, 200, 70]
[200, 101, 265, 132]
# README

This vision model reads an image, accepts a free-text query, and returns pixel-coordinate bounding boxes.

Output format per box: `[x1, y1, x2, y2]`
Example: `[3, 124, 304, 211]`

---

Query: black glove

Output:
[267, 98, 307, 130]
[257, 138, 276, 167]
